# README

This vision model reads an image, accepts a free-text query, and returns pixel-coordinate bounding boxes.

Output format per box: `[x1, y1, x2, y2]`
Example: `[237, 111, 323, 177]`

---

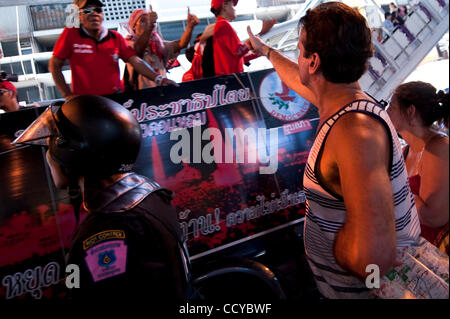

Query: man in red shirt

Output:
[210, 0, 275, 76]
[49, 0, 176, 99]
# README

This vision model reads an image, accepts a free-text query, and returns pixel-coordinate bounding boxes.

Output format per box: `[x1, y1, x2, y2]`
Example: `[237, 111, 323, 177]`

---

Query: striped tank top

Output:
[303, 100, 421, 299]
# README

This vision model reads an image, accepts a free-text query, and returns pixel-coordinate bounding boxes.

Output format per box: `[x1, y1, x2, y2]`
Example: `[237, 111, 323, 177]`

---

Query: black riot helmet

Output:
[13, 95, 141, 178]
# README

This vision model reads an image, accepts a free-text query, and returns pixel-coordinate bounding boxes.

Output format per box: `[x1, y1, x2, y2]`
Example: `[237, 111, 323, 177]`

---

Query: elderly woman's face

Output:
[135, 14, 149, 36]
[134, 13, 158, 37]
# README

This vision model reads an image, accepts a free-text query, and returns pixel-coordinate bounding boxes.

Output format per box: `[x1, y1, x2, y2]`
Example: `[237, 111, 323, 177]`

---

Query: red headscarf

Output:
[127, 9, 164, 60]
[0, 81, 17, 94]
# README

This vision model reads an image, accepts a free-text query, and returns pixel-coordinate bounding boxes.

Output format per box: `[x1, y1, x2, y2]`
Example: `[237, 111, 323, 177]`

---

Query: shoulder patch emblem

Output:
[99, 250, 117, 267]
[84, 240, 127, 282]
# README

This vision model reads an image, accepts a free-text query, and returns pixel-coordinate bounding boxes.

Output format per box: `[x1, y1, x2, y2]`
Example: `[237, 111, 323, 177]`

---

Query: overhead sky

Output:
[0, 0, 258, 9]
[149, 0, 257, 11]
[148, 0, 258, 18]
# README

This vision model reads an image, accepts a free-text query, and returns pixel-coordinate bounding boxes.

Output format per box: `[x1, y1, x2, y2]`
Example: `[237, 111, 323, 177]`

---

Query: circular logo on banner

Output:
[259, 70, 311, 122]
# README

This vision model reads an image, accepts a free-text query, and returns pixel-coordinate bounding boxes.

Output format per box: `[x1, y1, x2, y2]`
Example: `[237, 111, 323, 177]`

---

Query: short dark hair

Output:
[393, 81, 449, 128]
[298, 2, 374, 83]
[385, 12, 392, 19]
[211, 7, 220, 16]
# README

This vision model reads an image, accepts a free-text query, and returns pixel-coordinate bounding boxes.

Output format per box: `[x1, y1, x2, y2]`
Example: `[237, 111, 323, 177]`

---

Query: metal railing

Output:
[362, 0, 449, 100]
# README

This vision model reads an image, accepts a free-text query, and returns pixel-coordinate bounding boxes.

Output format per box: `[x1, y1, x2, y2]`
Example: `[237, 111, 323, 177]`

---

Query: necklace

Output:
[407, 132, 435, 176]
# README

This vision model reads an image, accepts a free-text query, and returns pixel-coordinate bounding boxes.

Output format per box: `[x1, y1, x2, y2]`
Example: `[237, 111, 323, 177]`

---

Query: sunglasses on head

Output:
[82, 7, 103, 14]
[0, 89, 10, 96]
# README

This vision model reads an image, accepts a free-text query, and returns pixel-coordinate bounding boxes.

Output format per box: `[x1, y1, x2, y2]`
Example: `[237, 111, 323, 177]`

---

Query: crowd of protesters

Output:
[44, 0, 275, 100]
[2, 0, 446, 104]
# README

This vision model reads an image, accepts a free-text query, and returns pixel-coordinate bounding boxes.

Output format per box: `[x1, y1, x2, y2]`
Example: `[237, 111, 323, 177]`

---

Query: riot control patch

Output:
[83, 230, 128, 282]
[83, 230, 126, 250]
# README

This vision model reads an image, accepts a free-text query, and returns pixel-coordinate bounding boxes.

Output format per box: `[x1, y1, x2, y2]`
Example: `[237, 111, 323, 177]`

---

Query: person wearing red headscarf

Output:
[210, 0, 276, 76]
[1, 46, 19, 112]
[0, 80, 19, 113]
[125, 6, 199, 90]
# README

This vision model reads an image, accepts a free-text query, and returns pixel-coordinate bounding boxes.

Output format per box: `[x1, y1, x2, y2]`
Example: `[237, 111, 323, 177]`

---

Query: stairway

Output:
[262, 0, 449, 101]
[361, 0, 449, 101]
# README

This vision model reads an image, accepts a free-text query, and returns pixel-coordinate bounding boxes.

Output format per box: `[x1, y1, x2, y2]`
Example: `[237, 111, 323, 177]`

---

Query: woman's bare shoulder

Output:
[425, 133, 449, 160]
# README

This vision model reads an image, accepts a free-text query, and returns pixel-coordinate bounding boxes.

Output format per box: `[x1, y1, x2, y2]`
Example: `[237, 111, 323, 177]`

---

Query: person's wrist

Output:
[154, 74, 164, 86]
[265, 46, 274, 59]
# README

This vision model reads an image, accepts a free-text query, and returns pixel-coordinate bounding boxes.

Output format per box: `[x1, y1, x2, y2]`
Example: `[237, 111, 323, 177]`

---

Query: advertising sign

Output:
[0, 69, 319, 299]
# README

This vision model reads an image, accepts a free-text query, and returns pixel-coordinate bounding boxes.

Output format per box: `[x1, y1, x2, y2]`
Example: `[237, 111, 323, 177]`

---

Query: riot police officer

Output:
[13, 95, 191, 302]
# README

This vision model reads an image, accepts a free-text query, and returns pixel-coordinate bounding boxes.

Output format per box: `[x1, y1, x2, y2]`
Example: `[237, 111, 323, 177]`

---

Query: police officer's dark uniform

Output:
[67, 174, 189, 301]
[13, 95, 190, 302]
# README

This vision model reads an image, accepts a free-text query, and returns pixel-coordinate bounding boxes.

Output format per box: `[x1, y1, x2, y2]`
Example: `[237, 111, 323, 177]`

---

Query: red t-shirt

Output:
[213, 17, 251, 76]
[182, 43, 203, 82]
[53, 27, 136, 96]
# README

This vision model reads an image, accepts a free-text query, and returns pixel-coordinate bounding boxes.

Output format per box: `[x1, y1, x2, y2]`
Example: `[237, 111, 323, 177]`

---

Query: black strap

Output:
[365, 91, 388, 109]
[61, 167, 82, 226]
[202, 37, 215, 78]
[68, 183, 82, 225]
[124, 65, 139, 92]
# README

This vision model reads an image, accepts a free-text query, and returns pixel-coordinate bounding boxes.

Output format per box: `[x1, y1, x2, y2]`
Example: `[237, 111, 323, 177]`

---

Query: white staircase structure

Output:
[262, 0, 449, 101]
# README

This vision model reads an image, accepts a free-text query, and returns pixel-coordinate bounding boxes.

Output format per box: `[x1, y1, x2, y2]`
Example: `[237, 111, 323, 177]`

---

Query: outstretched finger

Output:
[187, 6, 190, 15]
[149, 5, 153, 12]
[247, 25, 255, 38]
[244, 39, 253, 50]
